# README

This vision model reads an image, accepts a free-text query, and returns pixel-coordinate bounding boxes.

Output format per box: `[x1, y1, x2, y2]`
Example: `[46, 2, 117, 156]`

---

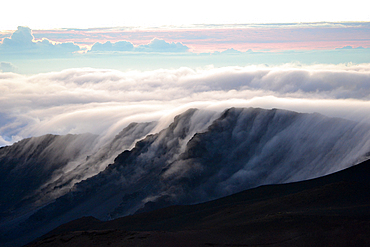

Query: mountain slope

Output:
[28, 158, 370, 247]
[0, 133, 98, 220]
[2, 107, 370, 247]
[34, 121, 158, 206]
[0, 122, 158, 247]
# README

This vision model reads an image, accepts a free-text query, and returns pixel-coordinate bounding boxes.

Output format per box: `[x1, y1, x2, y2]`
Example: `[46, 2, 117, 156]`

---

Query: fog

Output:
[1, 63, 370, 148]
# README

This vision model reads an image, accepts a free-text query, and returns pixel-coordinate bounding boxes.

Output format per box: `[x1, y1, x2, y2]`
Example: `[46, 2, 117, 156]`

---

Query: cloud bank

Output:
[90, 41, 134, 52]
[26, 22, 370, 52]
[0, 27, 189, 57]
[134, 39, 189, 52]
[90, 38, 189, 53]
[1, 64, 370, 147]
[0, 26, 81, 57]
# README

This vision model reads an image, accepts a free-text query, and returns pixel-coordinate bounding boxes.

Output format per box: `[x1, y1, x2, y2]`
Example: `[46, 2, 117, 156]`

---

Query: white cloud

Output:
[1, 64, 370, 146]
[89, 38, 189, 53]
[0, 26, 190, 62]
[134, 39, 189, 52]
[0, 26, 80, 57]
[90, 41, 134, 52]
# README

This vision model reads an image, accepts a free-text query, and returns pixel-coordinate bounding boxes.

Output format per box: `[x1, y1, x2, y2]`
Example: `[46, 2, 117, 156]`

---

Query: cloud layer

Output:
[25, 22, 370, 52]
[1, 64, 370, 147]
[0, 27, 190, 57]
[1, 26, 370, 74]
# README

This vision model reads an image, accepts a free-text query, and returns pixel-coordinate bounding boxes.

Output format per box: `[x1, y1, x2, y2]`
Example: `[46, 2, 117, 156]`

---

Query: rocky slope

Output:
[0, 133, 98, 221]
[2, 107, 370, 246]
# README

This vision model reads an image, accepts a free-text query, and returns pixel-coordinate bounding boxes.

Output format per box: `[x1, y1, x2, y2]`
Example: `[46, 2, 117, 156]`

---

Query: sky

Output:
[1, 1, 370, 146]
[0, 24, 369, 74]
[1, 1, 370, 30]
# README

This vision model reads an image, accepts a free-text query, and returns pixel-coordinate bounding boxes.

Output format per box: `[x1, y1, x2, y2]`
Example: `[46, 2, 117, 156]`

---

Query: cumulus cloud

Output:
[221, 48, 243, 54]
[90, 41, 134, 52]
[2, 26, 34, 48]
[0, 26, 80, 57]
[336, 46, 366, 50]
[135, 38, 189, 52]
[89, 38, 189, 53]
[1, 64, 370, 146]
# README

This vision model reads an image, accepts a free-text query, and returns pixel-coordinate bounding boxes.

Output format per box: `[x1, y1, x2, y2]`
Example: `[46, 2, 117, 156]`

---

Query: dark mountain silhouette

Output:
[1, 107, 370, 246]
[0, 133, 98, 221]
[27, 158, 370, 247]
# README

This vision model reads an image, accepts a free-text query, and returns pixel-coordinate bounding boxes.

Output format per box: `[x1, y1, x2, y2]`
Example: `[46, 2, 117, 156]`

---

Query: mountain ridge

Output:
[2, 107, 370, 246]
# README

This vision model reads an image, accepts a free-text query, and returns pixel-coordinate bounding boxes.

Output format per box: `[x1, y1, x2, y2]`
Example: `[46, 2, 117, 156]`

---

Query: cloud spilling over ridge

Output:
[1, 64, 370, 146]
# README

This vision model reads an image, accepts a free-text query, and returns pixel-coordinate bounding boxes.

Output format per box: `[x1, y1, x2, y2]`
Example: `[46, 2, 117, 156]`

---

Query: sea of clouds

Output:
[1, 63, 370, 147]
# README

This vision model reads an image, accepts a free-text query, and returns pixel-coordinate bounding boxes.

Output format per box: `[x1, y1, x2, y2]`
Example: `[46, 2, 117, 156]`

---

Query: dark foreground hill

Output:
[27, 158, 370, 247]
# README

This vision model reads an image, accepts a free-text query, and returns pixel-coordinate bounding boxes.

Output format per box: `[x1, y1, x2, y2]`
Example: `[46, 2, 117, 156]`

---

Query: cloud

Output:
[0, 62, 17, 72]
[337, 46, 354, 49]
[212, 48, 244, 55]
[1, 64, 370, 147]
[2, 26, 34, 48]
[336, 45, 366, 50]
[88, 38, 189, 53]
[89, 38, 189, 53]
[2, 26, 370, 74]
[90, 41, 134, 52]
[0, 26, 81, 57]
[134, 38, 189, 52]
[221, 48, 243, 54]
[25, 22, 370, 53]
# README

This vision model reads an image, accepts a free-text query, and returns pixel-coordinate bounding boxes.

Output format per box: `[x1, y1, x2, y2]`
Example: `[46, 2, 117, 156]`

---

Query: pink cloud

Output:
[2, 23, 369, 52]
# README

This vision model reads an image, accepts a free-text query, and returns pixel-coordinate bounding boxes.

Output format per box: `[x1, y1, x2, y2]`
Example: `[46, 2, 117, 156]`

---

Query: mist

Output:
[2, 64, 370, 147]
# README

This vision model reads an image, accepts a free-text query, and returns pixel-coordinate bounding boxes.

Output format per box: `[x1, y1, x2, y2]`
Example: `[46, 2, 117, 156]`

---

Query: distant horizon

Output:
[2, 22, 370, 52]
[1, 22, 370, 75]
